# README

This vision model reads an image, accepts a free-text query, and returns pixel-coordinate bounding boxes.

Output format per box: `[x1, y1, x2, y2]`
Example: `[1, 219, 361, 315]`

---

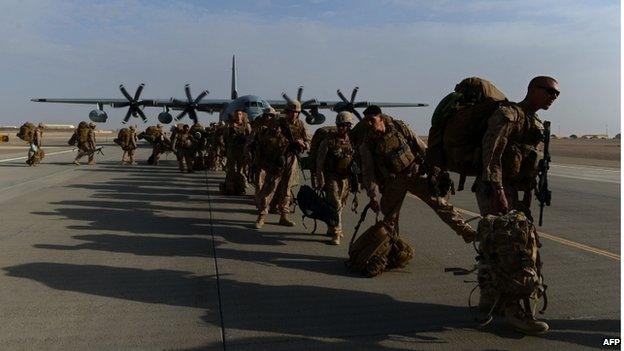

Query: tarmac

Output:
[0, 144, 618, 350]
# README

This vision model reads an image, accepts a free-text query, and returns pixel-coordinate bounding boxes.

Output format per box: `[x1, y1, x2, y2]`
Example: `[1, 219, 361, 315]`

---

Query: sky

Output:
[0, 0, 619, 136]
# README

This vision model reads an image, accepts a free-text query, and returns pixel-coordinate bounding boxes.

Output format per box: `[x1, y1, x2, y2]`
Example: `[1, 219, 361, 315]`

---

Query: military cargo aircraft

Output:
[31, 56, 428, 125]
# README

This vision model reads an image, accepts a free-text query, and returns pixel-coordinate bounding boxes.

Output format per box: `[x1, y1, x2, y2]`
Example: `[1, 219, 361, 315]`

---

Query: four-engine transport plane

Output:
[31, 56, 428, 125]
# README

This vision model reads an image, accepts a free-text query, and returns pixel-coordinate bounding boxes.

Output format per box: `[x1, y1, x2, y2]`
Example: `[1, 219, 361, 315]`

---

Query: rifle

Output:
[535, 120, 551, 226]
[73, 145, 104, 157]
[280, 118, 304, 157]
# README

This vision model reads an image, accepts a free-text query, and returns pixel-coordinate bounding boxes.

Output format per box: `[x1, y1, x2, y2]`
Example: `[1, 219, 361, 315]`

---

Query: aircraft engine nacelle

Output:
[305, 107, 326, 125]
[89, 109, 108, 123]
[158, 112, 173, 124]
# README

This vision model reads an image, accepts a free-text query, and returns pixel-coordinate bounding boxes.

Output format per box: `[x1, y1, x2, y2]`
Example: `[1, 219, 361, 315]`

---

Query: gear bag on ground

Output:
[477, 210, 547, 311]
[347, 220, 414, 277]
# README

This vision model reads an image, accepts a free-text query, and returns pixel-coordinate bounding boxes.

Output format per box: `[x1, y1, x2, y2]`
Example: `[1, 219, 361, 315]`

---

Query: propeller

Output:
[173, 84, 209, 124]
[335, 86, 363, 120]
[118, 83, 147, 124]
[282, 86, 321, 124]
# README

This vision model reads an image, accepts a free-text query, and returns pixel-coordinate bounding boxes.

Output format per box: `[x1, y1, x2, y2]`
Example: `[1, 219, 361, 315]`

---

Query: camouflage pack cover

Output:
[347, 221, 414, 277]
[114, 128, 133, 149]
[17, 122, 36, 143]
[139, 126, 163, 144]
[426, 77, 508, 176]
[77, 123, 91, 144]
[477, 210, 546, 302]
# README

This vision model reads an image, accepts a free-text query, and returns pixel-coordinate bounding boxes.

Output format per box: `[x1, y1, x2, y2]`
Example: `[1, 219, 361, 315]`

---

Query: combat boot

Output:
[73, 160, 80, 165]
[278, 214, 295, 227]
[330, 229, 342, 245]
[504, 302, 549, 334]
[254, 214, 265, 229]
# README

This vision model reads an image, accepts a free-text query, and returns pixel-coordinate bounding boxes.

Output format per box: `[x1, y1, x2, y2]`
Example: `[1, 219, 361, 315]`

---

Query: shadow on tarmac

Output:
[16, 163, 620, 349]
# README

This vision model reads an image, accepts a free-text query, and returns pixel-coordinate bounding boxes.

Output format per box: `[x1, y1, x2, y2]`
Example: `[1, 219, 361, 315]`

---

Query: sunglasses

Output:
[537, 86, 560, 97]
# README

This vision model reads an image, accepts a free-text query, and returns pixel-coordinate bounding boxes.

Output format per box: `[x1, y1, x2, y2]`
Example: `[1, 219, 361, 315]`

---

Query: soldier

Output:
[475, 76, 559, 333]
[315, 111, 354, 245]
[150, 124, 167, 166]
[223, 109, 252, 193]
[121, 125, 138, 165]
[27, 123, 44, 166]
[248, 107, 277, 196]
[254, 100, 310, 228]
[359, 105, 477, 242]
[74, 122, 97, 165]
[171, 124, 194, 173]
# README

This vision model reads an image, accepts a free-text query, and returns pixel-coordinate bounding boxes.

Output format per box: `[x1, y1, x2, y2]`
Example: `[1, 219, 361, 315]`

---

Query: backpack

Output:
[114, 128, 132, 148]
[346, 219, 414, 277]
[295, 185, 339, 233]
[303, 126, 337, 182]
[426, 77, 508, 190]
[139, 126, 162, 144]
[17, 122, 36, 143]
[222, 172, 246, 196]
[477, 211, 547, 312]
[77, 124, 91, 144]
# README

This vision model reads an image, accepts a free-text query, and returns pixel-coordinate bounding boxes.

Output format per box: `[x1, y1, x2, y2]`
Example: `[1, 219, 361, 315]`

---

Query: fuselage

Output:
[219, 95, 271, 122]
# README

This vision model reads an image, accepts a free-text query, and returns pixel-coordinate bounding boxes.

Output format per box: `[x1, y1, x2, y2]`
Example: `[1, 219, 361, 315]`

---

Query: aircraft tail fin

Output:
[231, 55, 238, 100]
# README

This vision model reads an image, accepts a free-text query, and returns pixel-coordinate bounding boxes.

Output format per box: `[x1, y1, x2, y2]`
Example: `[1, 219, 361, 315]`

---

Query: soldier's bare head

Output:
[363, 105, 385, 133]
[525, 76, 559, 111]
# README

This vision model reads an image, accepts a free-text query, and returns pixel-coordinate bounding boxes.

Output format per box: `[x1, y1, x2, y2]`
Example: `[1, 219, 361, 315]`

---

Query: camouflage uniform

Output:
[150, 124, 167, 165]
[248, 108, 277, 197]
[475, 101, 548, 332]
[171, 125, 194, 173]
[255, 111, 310, 228]
[223, 117, 252, 191]
[121, 126, 139, 165]
[27, 125, 43, 166]
[74, 122, 97, 165]
[360, 115, 476, 241]
[475, 103, 544, 216]
[316, 132, 353, 244]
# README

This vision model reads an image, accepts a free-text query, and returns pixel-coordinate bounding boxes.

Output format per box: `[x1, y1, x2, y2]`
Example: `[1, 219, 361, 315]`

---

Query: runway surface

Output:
[0, 145, 618, 350]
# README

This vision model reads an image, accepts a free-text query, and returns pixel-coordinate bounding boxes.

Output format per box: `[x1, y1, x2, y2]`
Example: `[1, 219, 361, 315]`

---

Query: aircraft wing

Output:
[265, 100, 428, 110]
[31, 98, 131, 108]
[147, 98, 232, 112]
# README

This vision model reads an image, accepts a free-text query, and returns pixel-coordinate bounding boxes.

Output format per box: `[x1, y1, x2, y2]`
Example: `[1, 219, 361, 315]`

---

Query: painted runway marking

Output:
[0, 149, 74, 163]
[550, 163, 620, 184]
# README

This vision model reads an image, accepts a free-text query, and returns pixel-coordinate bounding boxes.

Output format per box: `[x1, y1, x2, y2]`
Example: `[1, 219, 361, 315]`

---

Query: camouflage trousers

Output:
[75, 146, 94, 163]
[225, 151, 247, 188]
[380, 169, 474, 238]
[324, 177, 350, 234]
[256, 156, 298, 215]
[176, 149, 194, 172]
[122, 148, 136, 164]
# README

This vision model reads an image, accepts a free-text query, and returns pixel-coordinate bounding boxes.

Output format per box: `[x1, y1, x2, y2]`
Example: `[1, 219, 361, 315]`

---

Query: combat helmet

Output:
[336, 111, 354, 126]
[263, 107, 277, 116]
[285, 100, 301, 112]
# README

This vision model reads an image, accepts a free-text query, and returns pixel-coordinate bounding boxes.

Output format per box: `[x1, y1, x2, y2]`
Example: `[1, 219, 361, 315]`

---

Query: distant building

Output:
[580, 134, 609, 139]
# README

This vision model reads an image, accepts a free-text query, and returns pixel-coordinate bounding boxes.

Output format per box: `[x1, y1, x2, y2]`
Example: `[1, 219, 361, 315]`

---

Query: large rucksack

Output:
[77, 123, 91, 144]
[114, 128, 132, 149]
[477, 211, 547, 314]
[17, 122, 36, 143]
[346, 212, 414, 277]
[426, 77, 508, 189]
[139, 126, 162, 144]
